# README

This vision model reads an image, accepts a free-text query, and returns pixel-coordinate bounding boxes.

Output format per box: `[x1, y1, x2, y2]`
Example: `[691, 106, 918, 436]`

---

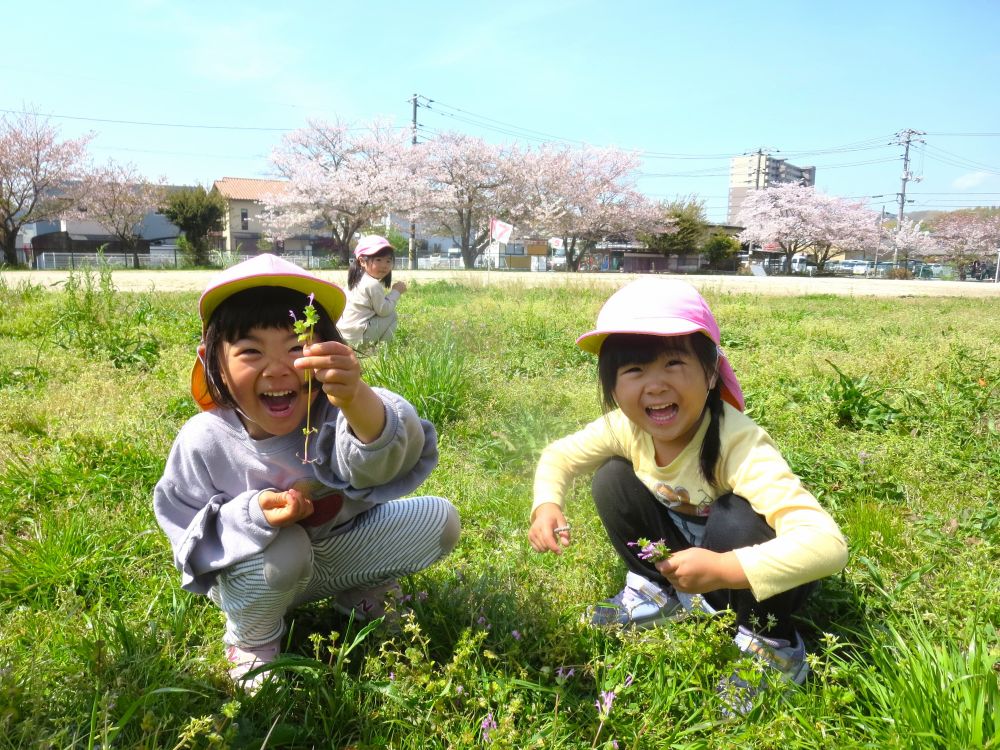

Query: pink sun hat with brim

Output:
[190, 253, 346, 411]
[575, 277, 745, 411]
[354, 235, 394, 258]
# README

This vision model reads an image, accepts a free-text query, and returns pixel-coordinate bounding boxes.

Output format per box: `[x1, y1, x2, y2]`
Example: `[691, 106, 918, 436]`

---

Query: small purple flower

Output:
[456, 684, 464, 695]
[596, 689, 616, 719]
[613, 741, 619, 749]
[289, 309, 297, 322]
[556, 666, 575, 684]
[389, 671, 395, 681]
[307, 292, 315, 306]
[623, 674, 634, 689]
[511, 629, 522, 641]
[628, 537, 670, 562]
[481, 711, 497, 742]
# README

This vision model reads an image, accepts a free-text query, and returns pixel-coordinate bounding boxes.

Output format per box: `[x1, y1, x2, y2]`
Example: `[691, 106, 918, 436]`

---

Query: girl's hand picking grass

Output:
[529, 503, 571, 554]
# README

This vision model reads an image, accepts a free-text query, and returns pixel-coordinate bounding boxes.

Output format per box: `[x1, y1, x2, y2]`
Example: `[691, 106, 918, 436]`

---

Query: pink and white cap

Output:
[354, 235, 393, 258]
[575, 277, 745, 411]
[190, 253, 346, 411]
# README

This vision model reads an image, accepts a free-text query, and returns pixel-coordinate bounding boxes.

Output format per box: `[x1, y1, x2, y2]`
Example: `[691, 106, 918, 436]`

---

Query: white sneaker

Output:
[718, 627, 809, 715]
[333, 580, 402, 622]
[226, 639, 280, 694]
[587, 573, 682, 629]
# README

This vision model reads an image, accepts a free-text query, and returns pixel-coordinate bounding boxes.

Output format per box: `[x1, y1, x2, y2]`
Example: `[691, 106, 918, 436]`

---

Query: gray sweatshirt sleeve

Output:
[311, 387, 438, 502]
[153, 419, 277, 594]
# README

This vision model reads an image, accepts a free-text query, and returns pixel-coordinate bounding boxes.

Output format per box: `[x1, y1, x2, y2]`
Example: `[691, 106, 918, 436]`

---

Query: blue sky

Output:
[5, 0, 998, 222]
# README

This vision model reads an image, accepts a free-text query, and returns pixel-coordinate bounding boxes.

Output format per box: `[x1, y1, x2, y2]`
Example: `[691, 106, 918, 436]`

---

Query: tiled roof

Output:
[213, 177, 288, 201]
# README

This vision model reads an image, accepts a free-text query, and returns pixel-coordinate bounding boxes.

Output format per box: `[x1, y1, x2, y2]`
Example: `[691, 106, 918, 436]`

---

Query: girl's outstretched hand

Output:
[295, 340, 386, 443]
[259, 488, 314, 527]
[654, 548, 749, 593]
[528, 502, 571, 554]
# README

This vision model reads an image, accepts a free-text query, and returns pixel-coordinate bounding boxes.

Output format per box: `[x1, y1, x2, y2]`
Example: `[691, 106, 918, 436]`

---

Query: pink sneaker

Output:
[226, 639, 280, 694]
[333, 580, 402, 622]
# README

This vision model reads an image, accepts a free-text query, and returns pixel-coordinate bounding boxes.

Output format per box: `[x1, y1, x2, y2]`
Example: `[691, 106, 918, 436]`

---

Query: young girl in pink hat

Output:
[528, 276, 846, 714]
[154, 254, 459, 693]
[337, 235, 407, 348]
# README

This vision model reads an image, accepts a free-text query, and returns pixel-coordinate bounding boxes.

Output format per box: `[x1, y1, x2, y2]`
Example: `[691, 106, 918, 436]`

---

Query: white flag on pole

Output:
[548, 237, 563, 249]
[489, 217, 514, 244]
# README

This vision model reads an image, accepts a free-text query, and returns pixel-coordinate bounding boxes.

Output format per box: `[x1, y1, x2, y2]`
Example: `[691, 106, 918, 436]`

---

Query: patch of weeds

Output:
[473, 406, 565, 474]
[162, 394, 198, 422]
[833, 615, 999, 747]
[0, 365, 48, 390]
[823, 361, 918, 431]
[50, 263, 161, 370]
[364, 332, 470, 427]
[788, 451, 907, 511]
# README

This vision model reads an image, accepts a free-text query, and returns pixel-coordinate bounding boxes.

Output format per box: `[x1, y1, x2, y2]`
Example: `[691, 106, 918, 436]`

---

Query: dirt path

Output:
[4, 268, 999, 298]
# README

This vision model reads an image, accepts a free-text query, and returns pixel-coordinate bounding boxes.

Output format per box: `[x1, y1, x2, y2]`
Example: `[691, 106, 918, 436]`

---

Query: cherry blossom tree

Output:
[737, 183, 880, 274]
[77, 160, 166, 266]
[521, 144, 662, 272]
[262, 119, 418, 264]
[413, 131, 528, 269]
[889, 218, 939, 265]
[0, 111, 92, 266]
[930, 209, 1000, 273]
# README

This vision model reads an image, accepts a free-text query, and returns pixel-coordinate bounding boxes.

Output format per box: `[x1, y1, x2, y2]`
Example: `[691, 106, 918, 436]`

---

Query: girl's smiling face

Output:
[219, 325, 312, 439]
[611, 340, 714, 466]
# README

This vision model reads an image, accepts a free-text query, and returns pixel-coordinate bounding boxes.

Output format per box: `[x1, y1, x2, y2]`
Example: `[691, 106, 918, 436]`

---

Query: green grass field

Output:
[0, 268, 997, 748]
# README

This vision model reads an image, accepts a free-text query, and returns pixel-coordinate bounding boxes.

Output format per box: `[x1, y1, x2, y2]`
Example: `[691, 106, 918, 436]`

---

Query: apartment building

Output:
[727, 154, 816, 224]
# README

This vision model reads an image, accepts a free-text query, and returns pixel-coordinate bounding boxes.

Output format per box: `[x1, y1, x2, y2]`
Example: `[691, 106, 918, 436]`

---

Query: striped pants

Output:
[209, 496, 459, 647]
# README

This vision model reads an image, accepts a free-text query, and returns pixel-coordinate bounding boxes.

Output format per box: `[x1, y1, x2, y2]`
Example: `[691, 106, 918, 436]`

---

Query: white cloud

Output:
[952, 171, 990, 190]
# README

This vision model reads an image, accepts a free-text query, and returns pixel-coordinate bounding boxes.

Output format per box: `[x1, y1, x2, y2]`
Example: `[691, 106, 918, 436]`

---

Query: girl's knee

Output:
[592, 457, 634, 505]
[262, 524, 313, 591]
[705, 493, 774, 550]
[438, 500, 461, 555]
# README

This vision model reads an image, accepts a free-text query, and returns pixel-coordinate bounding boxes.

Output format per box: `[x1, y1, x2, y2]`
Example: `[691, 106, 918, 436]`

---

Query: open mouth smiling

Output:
[645, 403, 679, 424]
[259, 389, 299, 416]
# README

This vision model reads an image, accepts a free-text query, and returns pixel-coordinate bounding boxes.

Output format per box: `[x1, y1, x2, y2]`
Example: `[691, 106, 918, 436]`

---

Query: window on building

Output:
[240, 209, 249, 231]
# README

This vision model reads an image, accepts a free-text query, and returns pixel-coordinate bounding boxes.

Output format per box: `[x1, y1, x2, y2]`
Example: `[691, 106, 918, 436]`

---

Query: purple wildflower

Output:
[511, 629, 522, 641]
[481, 711, 497, 742]
[628, 537, 670, 562]
[596, 689, 616, 720]
[623, 674, 634, 689]
[556, 666, 575, 684]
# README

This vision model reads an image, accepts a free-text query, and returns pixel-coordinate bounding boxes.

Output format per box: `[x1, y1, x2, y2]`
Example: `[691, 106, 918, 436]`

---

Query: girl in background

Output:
[338, 235, 407, 348]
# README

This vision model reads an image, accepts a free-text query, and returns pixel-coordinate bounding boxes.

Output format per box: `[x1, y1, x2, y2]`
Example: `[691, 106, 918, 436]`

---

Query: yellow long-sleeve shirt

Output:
[532, 404, 847, 601]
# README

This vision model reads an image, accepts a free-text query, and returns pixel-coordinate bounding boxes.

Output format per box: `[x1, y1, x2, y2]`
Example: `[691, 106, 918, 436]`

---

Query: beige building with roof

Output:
[212, 177, 325, 256]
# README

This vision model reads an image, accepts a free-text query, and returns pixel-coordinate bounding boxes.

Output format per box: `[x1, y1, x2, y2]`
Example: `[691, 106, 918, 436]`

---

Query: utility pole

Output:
[892, 128, 925, 266]
[409, 93, 419, 270]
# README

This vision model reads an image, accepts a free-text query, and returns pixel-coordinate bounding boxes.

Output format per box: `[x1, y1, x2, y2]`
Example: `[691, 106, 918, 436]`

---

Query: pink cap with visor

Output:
[354, 235, 393, 258]
[190, 254, 346, 411]
[575, 277, 745, 411]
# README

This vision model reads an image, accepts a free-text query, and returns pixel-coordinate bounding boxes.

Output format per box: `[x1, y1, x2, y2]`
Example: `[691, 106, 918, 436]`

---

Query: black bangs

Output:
[202, 286, 342, 410]
[209, 287, 337, 343]
[598, 334, 698, 411]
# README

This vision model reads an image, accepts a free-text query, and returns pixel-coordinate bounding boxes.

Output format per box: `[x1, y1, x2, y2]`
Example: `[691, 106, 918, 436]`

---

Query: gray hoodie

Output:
[153, 388, 437, 594]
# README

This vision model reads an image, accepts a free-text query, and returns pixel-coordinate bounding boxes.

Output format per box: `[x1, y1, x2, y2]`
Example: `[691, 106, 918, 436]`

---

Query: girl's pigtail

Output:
[347, 260, 363, 290]
[699, 384, 724, 486]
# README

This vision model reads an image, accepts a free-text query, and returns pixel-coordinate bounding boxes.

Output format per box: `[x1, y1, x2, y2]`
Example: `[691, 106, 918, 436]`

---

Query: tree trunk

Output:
[2, 232, 18, 266]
